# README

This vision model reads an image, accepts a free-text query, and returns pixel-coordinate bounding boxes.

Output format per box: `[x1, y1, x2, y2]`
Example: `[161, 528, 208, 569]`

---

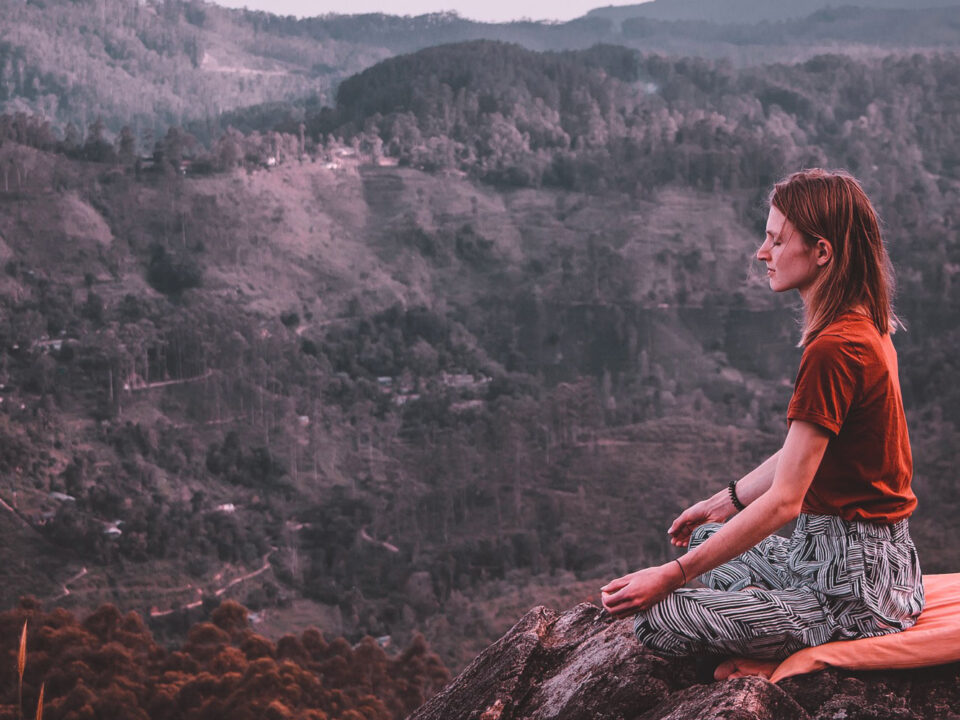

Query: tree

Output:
[216, 128, 243, 170]
[63, 122, 81, 154]
[83, 118, 116, 162]
[118, 126, 136, 164]
[146, 244, 203, 295]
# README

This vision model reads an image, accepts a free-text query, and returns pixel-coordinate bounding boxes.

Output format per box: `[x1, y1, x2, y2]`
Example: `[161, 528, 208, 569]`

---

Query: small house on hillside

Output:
[441, 372, 491, 391]
[34, 335, 75, 354]
[35, 338, 63, 352]
[30, 510, 57, 526]
[451, 399, 485, 413]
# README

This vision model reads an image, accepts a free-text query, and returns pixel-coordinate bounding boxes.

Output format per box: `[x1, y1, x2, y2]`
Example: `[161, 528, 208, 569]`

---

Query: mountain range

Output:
[2, 0, 960, 142]
[1, 0, 960, 705]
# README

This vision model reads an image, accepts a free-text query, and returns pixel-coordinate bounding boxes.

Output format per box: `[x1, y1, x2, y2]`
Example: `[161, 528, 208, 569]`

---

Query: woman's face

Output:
[757, 205, 822, 300]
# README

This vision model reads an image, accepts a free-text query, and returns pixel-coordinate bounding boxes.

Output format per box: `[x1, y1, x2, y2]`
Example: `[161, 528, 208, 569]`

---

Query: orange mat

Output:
[770, 573, 960, 682]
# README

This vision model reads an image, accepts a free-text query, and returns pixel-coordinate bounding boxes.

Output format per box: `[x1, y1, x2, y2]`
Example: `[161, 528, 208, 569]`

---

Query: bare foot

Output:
[714, 657, 779, 680]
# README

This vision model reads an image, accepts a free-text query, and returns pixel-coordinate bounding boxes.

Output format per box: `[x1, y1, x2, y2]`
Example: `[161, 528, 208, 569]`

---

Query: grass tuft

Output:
[17, 621, 27, 720]
[35, 682, 44, 720]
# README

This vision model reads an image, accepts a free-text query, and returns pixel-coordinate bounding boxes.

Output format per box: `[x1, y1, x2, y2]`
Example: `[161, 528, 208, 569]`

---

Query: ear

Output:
[814, 238, 833, 267]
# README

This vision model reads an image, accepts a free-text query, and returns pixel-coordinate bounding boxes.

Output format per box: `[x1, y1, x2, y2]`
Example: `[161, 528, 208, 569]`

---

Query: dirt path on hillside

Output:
[128, 369, 214, 392]
[149, 551, 273, 618]
[573, 438, 635, 448]
[52, 567, 88, 601]
[0, 495, 30, 525]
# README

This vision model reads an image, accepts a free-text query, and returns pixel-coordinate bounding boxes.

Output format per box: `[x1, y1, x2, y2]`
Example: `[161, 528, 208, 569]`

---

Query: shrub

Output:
[146, 245, 203, 295]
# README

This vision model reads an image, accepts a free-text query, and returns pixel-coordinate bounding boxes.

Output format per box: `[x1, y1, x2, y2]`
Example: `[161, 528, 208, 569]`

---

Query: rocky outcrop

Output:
[408, 603, 960, 720]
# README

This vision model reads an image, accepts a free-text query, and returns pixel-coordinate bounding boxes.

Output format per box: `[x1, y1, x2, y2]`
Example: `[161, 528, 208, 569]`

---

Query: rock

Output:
[780, 667, 960, 720]
[409, 603, 960, 720]
[640, 677, 808, 720]
[409, 603, 688, 720]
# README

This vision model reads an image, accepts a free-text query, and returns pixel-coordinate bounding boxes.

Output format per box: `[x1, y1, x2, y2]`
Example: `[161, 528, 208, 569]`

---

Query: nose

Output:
[757, 237, 771, 263]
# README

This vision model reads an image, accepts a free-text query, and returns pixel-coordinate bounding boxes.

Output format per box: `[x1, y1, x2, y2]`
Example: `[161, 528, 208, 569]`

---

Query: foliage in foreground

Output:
[0, 599, 449, 720]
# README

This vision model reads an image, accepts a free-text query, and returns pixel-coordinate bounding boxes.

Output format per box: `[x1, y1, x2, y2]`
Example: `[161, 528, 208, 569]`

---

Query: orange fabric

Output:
[769, 573, 960, 683]
[788, 311, 915, 523]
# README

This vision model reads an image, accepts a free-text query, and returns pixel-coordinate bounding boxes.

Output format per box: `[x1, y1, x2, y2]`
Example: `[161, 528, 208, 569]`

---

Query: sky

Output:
[210, 0, 650, 23]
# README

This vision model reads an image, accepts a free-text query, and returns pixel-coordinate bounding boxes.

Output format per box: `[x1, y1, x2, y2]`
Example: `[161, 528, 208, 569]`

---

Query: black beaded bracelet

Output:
[728, 480, 746, 512]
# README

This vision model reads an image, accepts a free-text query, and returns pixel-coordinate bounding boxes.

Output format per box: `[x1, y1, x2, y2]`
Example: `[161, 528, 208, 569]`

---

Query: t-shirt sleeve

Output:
[787, 334, 862, 435]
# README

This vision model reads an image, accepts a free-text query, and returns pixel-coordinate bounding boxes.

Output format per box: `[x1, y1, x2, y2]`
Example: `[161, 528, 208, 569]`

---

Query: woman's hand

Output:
[600, 563, 683, 618]
[667, 451, 783, 546]
[667, 495, 734, 547]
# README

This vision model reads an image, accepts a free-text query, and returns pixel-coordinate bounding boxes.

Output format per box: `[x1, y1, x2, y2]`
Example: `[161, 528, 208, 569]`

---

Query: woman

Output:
[600, 169, 924, 676]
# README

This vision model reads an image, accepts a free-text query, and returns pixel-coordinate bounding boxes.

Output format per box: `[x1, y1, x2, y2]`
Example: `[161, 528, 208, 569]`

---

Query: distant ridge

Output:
[2, 0, 960, 135]
[588, 0, 960, 25]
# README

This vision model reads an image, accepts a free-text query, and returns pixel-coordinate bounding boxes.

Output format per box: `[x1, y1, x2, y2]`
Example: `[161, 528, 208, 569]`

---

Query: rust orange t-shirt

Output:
[787, 311, 916, 523]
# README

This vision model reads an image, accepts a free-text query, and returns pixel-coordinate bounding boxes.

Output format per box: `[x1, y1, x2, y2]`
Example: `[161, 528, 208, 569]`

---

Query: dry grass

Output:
[17, 621, 25, 720]
[15, 621, 43, 720]
[34, 683, 43, 720]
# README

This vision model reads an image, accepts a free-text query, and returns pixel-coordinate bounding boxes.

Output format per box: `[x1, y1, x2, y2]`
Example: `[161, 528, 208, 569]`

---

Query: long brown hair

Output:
[769, 169, 902, 346]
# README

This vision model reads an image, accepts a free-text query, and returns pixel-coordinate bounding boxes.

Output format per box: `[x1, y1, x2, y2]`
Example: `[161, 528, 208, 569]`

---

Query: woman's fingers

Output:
[604, 591, 651, 617]
[604, 574, 647, 613]
[668, 508, 702, 536]
[669, 524, 693, 546]
[600, 577, 628, 594]
[602, 593, 636, 614]
[603, 567, 677, 617]
[601, 584, 629, 603]
[602, 576, 637, 606]
[667, 512, 692, 535]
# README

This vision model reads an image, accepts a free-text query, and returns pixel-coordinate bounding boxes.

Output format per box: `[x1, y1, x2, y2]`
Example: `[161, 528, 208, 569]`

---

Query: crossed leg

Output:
[634, 524, 833, 664]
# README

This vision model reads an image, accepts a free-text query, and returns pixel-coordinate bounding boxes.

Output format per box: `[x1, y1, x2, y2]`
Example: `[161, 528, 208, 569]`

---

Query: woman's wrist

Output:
[672, 557, 688, 586]
[727, 480, 747, 511]
[708, 488, 738, 518]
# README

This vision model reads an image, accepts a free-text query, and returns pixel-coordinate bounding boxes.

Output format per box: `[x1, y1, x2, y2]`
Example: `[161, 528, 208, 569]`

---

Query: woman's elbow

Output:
[765, 477, 809, 524]
[762, 488, 803, 524]
[774, 499, 803, 524]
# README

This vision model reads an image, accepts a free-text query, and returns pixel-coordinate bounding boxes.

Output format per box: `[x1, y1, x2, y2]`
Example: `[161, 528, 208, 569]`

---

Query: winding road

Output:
[52, 567, 88, 601]
[149, 551, 274, 618]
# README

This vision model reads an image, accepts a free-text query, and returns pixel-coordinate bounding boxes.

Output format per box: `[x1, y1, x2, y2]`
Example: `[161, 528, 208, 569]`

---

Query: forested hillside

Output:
[315, 42, 960, 202]
[2, 0, 960, 146]
[587, 0, 960, 24]
[0, 0, 412, 142]
[0, 598, 449, 719]
[3, 36, 960, 685]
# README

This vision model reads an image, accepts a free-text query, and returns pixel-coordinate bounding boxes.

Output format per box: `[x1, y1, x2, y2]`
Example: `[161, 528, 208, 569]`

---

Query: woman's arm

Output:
[601, 421, 830, 618]
[667, 449, 782, 547]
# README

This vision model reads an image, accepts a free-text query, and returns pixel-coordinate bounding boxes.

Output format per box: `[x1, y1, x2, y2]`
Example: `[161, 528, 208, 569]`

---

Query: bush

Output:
[146, 244, 203, 295]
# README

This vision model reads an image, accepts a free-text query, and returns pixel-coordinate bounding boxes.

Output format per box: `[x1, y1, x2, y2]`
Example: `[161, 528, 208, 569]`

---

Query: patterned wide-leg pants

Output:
[633, 514, 925, 660]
